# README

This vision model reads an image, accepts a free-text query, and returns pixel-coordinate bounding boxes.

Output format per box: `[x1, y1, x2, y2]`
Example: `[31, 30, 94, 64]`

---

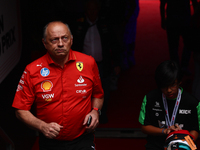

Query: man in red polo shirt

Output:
[12, 21, 104, 150]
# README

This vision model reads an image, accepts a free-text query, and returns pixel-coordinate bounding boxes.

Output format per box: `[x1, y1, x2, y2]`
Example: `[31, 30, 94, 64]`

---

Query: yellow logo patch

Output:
[45, 98, 52, 102]
[76, 62, 83, 72]
[41, 80, 53, 92]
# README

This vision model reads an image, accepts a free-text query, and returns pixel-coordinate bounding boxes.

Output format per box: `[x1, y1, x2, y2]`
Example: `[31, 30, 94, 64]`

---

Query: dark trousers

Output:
[39, 133, 95, 150]
[166, 25, 192, 68]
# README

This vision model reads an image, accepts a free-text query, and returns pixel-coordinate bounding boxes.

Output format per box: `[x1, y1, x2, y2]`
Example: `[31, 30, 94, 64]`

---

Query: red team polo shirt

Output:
[12, 50, 104, 141]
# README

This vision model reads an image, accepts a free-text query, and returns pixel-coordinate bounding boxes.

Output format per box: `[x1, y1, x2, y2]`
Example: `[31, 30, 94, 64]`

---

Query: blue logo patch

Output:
[40, 68, 50, 77]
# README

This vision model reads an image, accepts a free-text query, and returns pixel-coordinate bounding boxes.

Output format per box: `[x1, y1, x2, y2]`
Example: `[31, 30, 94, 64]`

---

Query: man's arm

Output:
[141, 124, 181, 135]
[83, 97, 104, 132]
[142, 125, 166, 135]
[15, 109, 63, 139]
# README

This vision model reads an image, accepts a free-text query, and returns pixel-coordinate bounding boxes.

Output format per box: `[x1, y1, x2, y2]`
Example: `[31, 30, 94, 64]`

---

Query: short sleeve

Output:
[91, 59, 104, 99]
[12, 67, 35, 110]
[139, 95, 152, 126]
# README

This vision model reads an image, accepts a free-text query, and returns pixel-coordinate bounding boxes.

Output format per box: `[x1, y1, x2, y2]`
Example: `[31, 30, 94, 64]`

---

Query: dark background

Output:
[1, 0, 199, 149]
[0, 0, 128, 149]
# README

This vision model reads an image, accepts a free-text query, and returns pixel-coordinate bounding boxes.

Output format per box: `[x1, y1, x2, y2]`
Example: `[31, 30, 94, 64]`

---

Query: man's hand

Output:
[83, 110, 99, 132]
[15, 109, 63, 139]
[165, 124, 181, 134]
[40, 122, 63, 139]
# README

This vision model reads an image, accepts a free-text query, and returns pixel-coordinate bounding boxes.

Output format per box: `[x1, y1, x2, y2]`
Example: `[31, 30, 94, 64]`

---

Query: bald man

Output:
[12, 21, 104, 150]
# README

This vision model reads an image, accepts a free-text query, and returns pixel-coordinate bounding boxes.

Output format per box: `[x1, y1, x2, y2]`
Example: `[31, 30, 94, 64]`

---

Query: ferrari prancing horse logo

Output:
[76, 62, 83, 72]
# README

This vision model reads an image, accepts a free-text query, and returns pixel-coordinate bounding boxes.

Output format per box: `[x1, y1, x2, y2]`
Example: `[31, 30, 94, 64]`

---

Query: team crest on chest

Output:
[76, 62, 83, 72]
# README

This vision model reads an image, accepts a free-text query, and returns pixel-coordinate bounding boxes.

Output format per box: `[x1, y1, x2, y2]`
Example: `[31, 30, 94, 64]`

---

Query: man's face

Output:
[43, 22, 73, 61]
[161, 80, 180, 99]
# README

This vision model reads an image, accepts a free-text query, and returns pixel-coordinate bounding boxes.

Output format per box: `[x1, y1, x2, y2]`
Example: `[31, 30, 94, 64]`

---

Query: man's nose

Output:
[58, 39, 64, 46]
[167, 87, 172, 92]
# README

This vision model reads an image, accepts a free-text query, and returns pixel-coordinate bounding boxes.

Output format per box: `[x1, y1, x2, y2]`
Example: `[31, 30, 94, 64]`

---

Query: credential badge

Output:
[76, 62, 83, 72]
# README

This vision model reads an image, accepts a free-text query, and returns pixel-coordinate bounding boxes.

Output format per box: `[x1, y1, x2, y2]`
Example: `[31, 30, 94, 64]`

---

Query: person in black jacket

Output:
[139, 60, 200, 150]
[160, 0, 198, 75]
[72, 0, 121, 123]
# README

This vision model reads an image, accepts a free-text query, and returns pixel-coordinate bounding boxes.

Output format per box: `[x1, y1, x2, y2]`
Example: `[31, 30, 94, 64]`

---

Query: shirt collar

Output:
[45, 49, 76, 65]
[68, 49, 77, 61]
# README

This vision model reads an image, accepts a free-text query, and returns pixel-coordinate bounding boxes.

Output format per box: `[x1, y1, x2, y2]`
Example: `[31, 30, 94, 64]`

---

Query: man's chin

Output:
[56, 53, 67, 56]
[166, 95, 176, 99]
[54, 53, 68, 59]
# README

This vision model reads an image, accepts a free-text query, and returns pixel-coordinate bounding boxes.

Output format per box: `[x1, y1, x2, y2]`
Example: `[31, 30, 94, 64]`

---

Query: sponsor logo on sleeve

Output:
[19, 79, 24, 84]
[76, 62, 83, 72]
[40, 68, 50, 77]
[41, 80, 53, 92]
[16, 84, 23, 92]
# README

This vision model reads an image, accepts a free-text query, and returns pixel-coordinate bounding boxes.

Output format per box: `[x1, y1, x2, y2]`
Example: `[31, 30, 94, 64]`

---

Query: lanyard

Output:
[162, 88, 181, 128]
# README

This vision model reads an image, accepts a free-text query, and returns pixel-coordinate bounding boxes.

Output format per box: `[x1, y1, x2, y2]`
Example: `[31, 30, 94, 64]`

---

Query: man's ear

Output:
[42, 39, 47, 48]
[71, 35, 73, 45]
